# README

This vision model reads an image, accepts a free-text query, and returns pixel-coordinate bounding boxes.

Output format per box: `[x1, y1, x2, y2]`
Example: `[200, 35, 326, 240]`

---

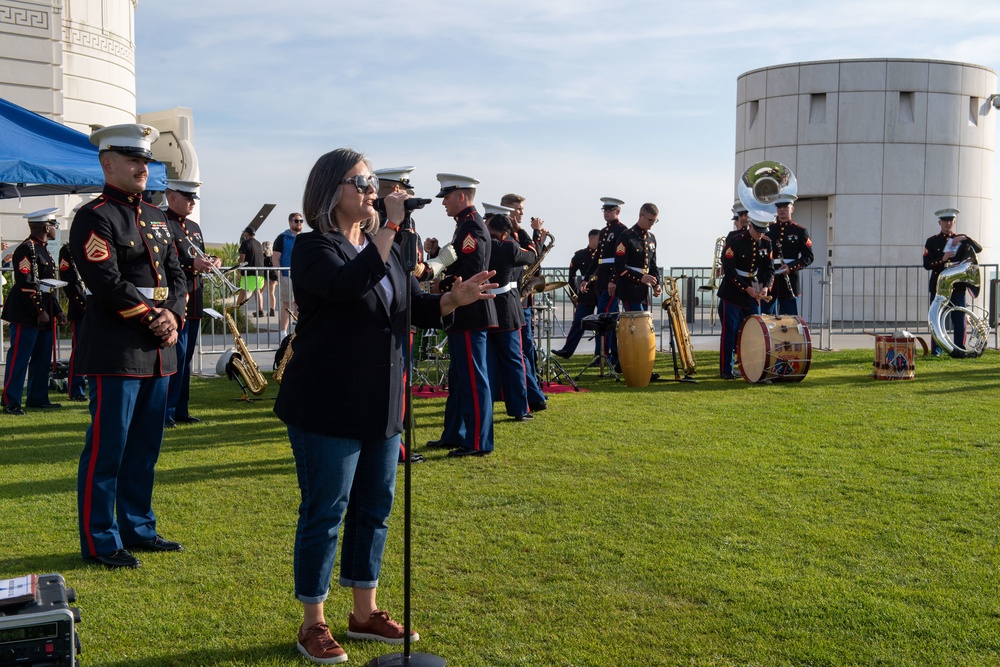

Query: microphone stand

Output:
[367, 212, 445, 667]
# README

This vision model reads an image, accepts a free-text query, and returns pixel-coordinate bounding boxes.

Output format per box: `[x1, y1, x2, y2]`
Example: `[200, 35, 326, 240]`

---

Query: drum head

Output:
[737, 315, 768, 383]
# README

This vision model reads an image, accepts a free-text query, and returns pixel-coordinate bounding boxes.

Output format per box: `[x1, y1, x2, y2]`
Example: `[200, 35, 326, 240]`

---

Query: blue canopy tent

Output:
[0, 97, 167, 199]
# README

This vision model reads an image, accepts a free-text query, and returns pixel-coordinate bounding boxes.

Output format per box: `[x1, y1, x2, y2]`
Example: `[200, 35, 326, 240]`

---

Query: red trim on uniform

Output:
[82, 377, 102, 557]
[1, 325, 22, 405]
[464, 331, 481, 451]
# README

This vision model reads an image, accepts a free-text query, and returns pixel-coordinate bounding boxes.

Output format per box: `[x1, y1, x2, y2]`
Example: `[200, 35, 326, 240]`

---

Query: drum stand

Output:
[532, 294, 579, 390]
[412, 329, 448, 391]
[574, 314, 620, 382]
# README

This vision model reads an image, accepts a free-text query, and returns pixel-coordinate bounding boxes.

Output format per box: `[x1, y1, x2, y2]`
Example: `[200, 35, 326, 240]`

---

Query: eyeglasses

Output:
[46, 222, 60, 229]
[291, 218, 304, 224]
[339, 174, 379, 193]
[642, 214, 658, 223]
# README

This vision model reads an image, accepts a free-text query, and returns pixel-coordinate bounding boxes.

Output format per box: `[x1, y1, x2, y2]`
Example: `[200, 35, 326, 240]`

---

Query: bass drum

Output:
[616, 311, 656, 387]
[737, 315, 812, 384]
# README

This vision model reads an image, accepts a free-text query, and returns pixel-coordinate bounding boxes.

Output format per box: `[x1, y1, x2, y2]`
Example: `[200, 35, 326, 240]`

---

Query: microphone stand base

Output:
[365, 652, 446, 666]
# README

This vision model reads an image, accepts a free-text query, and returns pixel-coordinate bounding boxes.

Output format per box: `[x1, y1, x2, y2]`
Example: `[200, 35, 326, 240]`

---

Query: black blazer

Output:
[273, 229, 444, 440]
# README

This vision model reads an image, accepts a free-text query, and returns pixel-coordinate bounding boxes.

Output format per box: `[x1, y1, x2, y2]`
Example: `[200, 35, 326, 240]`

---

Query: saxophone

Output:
[223, 309, 268, 396]
[519, 230, 555, 298]
[662, 276, 697, 377]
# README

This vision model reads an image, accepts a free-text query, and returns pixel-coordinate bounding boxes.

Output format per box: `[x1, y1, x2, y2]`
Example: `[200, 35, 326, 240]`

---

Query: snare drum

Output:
[873, 335, 915, 380]
[616, 311, 656, 387]
[737, 315, 812, 384]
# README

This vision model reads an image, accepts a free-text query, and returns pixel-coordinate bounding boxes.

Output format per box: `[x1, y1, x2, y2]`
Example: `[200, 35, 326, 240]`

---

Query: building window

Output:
[899, 92, 915, 123]
[749, 100, 759, 129]
[969, 97, 980, 127]
[809, 93, 826, 124]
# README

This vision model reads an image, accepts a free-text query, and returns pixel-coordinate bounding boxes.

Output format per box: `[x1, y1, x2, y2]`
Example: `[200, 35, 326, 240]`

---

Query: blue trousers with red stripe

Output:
[77, 375, 169, 558]
[67, 321, 86, 400]
[440, 330, 494, 452]
[487, 328, 529, 418]
[2, 322, 53, 408]
[719, 299, 761, 377]
[166, 318, 199, 421]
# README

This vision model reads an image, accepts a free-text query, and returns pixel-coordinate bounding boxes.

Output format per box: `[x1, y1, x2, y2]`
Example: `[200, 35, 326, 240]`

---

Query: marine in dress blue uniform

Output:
[763, 198, 813, 316]
[429, 174, 498, 456]
[717, 214, 774, 379]
[70, 124, 187, 569]
[613, 203, 662, 312]
[164, 179, 212, 427]
[1, 209, 65, 414]
[59, 241, 88, 400]
[484, 208, 536, 420]
[553, 230, 600, 358]
[923, 207, 982, 355]
[581, 197, 627, 366]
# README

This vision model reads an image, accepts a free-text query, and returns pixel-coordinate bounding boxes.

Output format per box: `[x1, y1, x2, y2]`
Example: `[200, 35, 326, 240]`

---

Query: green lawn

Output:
[1, 349, 998, 666]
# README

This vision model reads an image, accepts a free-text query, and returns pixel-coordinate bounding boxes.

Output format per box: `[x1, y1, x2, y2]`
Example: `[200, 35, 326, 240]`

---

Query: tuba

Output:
[662, 276, 697, 377]
[928, 259, 990, 358]
[219, 309, 268, 398]
[738, 160, 798, 303]
[519, 230, 555, 298]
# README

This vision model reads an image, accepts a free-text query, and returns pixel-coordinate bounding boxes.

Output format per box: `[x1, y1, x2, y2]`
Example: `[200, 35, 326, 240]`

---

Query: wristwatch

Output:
[384, 221, 401, 233]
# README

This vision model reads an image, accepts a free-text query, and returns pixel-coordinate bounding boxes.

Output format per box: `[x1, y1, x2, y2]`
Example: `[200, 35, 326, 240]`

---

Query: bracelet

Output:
[384, 221, 401, 233]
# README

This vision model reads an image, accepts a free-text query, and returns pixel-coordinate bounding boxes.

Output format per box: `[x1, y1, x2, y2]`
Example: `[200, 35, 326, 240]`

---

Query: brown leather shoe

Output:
[347, 610, 419, 645]
[297, 622, 347, 664]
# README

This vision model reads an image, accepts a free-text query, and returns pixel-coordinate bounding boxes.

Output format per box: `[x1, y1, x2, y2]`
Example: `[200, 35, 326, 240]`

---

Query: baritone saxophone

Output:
[662, 276, 697, 377]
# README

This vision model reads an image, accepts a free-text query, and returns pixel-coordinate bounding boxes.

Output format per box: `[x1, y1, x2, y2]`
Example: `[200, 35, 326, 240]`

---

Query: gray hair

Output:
[302, 148, 378, 235]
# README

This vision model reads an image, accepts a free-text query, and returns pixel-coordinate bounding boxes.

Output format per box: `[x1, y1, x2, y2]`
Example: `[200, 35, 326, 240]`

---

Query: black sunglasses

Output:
[339, 174, 379, 193]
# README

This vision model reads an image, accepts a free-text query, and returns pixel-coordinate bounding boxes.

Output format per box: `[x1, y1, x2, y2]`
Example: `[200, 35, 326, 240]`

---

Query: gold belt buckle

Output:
[153, 287, 168, 300]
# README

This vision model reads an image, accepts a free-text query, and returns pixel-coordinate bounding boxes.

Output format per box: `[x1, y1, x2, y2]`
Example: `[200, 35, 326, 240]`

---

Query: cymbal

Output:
[535, 280, 569, 293]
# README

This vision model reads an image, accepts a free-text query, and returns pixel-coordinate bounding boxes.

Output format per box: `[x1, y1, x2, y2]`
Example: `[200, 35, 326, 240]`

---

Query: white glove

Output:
[424, 243, 458, 279]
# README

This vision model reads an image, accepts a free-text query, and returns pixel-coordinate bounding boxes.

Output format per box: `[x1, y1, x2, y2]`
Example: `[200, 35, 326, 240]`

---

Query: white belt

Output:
[735, 269, 751, 277]
[137, 287, 170, 300]
[488, 281, 517, 296]
[627, 265, 643, 273]
[600, 258, 615, 264]
[773, 258, 795, 265]
[85, 288, 92, 295]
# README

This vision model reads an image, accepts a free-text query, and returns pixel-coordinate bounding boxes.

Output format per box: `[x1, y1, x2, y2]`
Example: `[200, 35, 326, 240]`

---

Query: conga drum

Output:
[616, 311, 655, 387]
[737, 315, 812, 384]
[873, 335, 915, 380]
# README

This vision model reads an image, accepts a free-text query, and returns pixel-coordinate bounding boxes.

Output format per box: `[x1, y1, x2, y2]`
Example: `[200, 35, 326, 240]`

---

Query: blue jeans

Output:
[287, 426, 399, 603]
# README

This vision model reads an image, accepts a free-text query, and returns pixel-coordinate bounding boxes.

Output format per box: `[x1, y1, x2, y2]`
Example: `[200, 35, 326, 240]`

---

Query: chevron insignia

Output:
[725, 247, 735, 258]
[461, 234, 477, 253]
[60, 259, 70, 271]
[84, 232, 111, 262]
[615, 242, 626, 256]
[17, 257, 31, 274]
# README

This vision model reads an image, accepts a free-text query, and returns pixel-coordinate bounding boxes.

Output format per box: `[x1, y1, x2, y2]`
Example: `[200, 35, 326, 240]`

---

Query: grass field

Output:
[1, 348, 998, 666]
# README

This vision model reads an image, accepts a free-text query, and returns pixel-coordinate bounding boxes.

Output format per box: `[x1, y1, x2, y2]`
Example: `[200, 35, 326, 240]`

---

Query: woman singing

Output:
[274, 148, 494, 664]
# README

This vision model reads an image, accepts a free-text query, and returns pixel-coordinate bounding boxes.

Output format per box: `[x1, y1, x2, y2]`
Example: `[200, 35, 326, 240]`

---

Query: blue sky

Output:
[134, 0, 1000, 268]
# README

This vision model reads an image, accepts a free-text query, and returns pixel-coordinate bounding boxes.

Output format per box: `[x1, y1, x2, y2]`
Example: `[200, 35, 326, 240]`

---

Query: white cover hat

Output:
[165, 179, 202, 199]
[435, 173, 479, 197]
[935, 207, 960, 219]
[483, 203, 514, 216]
[600, 197, 625, 209]
[89, 123, 159, 160]
[23, 207, 59, 224]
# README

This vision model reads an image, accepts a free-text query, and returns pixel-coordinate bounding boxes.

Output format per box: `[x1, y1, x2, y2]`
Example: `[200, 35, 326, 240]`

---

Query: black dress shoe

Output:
[425, 439, 459, 449]
[129, 535, 184, 552]
[3, 404, 26, 416]
[447, 448, 491, 458]
[650, 372, 661, 381]
[529, 402, 547, 412]
[26, 402, 61, 409]
[175, 415, 202, 424]
[85, 549, 141, 569]
[164, 419, 176, 429]
[514, 413, 535, 422]
[399, 453, 425, 465]
[70, 395, 88, 402]
[552, 349, 572, 359]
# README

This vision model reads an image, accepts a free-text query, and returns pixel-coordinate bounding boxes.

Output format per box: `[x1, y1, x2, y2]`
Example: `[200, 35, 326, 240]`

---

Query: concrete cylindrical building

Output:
[735, 58, 996, 273]
[0, 0, 196, 243]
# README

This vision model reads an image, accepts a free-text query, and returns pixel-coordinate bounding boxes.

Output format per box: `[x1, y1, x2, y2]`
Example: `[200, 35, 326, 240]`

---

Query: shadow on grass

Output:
[96, 643, 296, 667]
[0, 457, 293, 501]
[0, 550, 96, 577]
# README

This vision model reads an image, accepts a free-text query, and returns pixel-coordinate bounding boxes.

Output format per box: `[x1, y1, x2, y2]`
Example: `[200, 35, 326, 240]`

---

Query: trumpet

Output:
[188, 242, 241, 294]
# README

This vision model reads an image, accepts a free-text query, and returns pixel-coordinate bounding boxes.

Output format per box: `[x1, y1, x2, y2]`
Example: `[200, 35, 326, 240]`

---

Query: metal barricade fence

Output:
[3, 263, 998, 370]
